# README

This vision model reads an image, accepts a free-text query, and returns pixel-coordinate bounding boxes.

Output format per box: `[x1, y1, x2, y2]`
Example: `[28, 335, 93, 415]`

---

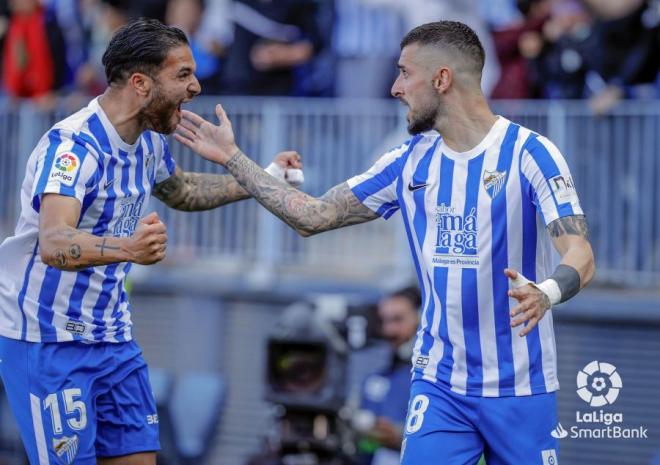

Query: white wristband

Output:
[285, 168, 304, 187]
[536, 279, 562, 306]
[264, 163, 304, 187]
[264, 162, 286, 180]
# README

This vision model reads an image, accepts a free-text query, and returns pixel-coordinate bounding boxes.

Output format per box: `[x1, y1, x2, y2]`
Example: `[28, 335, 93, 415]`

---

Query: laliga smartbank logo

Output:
[551, 361, 647, 440]
[576, 360, 621, 406]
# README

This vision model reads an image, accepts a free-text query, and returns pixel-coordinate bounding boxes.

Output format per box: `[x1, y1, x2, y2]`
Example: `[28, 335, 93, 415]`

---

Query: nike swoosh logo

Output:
[104, 179, 115, 190]
[408, 182, 429, 192]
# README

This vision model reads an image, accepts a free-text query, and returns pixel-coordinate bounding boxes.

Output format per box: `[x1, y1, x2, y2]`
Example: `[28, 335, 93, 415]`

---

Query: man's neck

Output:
[434, 94, 497, 154]
[98, 88, 145, 145]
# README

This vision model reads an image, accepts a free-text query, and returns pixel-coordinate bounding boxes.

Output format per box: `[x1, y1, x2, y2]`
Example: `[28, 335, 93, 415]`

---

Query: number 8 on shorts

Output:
[405, 394, 429, 434]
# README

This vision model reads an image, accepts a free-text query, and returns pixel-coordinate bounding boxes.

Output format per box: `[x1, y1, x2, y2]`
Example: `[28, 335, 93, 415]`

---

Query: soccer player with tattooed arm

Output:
[176, 21, 595, 465]
[0, 19, 302, 465]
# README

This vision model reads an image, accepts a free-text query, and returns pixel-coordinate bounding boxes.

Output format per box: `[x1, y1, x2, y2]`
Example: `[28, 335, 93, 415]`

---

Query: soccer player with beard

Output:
[0, 19, 301, 465]
[176, 21, 595, 465]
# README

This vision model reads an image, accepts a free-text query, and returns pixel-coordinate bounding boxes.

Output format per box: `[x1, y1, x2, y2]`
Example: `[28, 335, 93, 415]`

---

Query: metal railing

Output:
[1, 98, 659, 286]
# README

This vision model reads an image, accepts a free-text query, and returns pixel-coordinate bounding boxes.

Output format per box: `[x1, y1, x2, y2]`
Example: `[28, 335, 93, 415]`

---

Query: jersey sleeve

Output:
[155, 135, 177, 184]
[31, 129, 102, 212]
[346, 139, 414, 219]
[520, 134, 584, 226]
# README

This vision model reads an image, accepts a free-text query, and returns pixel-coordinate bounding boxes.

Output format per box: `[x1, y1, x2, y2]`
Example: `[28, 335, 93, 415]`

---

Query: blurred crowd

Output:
[0, 0, 658, 112]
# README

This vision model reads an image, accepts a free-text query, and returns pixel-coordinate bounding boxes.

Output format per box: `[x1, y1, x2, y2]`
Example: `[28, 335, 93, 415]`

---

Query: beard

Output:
[139, 83, 180, 134]
[406, 100, 440, 135]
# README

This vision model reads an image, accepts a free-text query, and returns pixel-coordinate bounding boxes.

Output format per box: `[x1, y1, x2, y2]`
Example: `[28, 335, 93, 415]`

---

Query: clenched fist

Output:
[126, 212, 168, 265]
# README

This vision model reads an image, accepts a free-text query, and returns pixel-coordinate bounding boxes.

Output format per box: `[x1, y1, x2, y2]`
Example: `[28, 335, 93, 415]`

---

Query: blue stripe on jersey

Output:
[17, 242, 39, 340]
[92, 156, 118, 235]
[91, 264, 119, 340]
[409, 138, 440, 364]
[462, 153, 485, 394]
[525, 135, 575, 218]
[88, 114, 112, 154]
[519, 162, 546, 393]
[79, 184, 100, 221]
[144, 133, 156, 185]
[394, 138, 428, 351]
[36, 265, 62, 339]
[160, 135, 176, 177]
[65, 268, 93, 334]
[110, 279, 129, 342]
[32, 130, 62, 211]
[375, 201, 399, 219]
[434, 154, 455, 380]
[491, 123, 519, 396]
[90, 149, 131, 339]
[352, 136, 421, 203]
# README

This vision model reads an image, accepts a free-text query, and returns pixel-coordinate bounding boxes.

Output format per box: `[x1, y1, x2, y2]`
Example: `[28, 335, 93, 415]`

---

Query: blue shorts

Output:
[0, 336, 159, 465]
[401, 379, 559, 465]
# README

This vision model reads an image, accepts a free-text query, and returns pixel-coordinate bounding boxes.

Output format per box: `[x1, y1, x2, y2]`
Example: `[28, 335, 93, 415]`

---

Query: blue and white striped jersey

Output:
[348, 117, 583, 397]
[0, 97, 176, 343]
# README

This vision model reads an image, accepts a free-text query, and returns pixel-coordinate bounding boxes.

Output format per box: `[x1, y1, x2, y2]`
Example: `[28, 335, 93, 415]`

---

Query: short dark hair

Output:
[400, 21, 485, 75]
[387, 286, 422, 311]
[102, 18, 189, 85]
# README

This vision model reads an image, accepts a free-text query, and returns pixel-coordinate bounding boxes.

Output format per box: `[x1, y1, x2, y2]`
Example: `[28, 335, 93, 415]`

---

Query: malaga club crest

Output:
[483, 170, 507, 199]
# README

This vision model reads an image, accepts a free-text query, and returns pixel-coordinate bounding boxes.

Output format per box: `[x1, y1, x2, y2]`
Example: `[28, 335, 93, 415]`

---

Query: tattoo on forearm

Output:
[53, 249, 67, 267]
[548, 215, 589, 240]
[225, 150, 377, 236]
[95, 238, 120, 256]
[152, 166, 250, 211]
[69, 244, 81, 259]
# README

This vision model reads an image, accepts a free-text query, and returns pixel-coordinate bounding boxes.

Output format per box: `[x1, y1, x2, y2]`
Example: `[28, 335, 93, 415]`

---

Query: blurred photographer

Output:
[353, 287, 420, 465]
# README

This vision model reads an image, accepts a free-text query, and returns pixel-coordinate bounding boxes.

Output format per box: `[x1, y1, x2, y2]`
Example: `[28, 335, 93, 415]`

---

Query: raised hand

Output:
[126, 212, 168, 265]
[174, 104, 238, 166]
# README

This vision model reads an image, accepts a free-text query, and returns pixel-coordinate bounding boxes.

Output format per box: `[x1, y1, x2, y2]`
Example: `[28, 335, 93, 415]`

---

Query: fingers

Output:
[215, 104, 230, 125]
[175, 124, 197, 142]
[173, 132, 194, 148]
[507, 287, 533, 301]
[275, 151, 303, 168]
[518, 316, 540, 337]
[178, 117, 199, 135]
[503, 268, 517, 280]
[140, 212, 160, 224]
[510, 298, 534, 318]
[180, 109, 206, 127]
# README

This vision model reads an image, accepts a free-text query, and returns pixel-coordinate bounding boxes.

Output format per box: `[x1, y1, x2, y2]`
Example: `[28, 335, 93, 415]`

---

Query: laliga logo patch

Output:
[50, 153, 80, 186]
[576, 361, 622, 407]
[483, 170, 507, 199]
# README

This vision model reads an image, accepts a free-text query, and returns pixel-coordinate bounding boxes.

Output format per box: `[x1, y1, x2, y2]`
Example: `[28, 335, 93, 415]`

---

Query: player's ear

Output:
[129, 72, 152, 97]
[432, 67, 452, 94]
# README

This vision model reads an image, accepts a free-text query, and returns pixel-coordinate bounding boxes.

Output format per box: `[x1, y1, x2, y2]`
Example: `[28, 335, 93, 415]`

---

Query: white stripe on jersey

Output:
[348, 117, 583, 397]
[0, 97, 176, 343]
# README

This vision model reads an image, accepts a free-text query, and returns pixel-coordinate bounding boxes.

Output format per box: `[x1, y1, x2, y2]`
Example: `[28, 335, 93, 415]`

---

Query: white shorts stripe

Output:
[30, 393, 50, 465]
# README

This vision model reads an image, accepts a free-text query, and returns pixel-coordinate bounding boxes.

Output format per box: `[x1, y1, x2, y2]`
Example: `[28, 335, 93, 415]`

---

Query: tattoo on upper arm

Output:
[152, 167, 249, 211]
[225, 150, 377, 235]
[548, 215, 589, 240]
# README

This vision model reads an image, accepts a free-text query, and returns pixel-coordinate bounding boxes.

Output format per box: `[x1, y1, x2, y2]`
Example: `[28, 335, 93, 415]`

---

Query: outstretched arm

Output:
[173, 105, 378, 236]
[225, 149, 377, 236]
[153, 166, 250, 211]
[153, 151, 303, 212]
